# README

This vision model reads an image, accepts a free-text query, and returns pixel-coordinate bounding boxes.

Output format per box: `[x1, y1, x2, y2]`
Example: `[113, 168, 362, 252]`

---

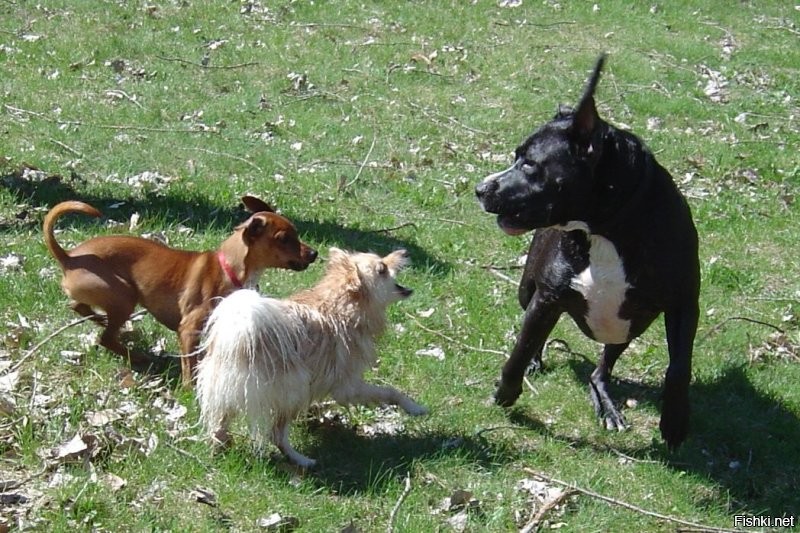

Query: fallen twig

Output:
[474, 425, 529, 438]
[7, 310, 148, 374]
[404, 312, 506, 357]
[155, 54, 261, 70]
[4, 104, 215, 134]
[700, 315, 784, 342]
[175, 146, 263, 173]
[405, 100, 488, 135]
[166, 441, 210, 471]
[435, 218, 472, 227]
[404, 312, 537, 394]
[363, 222, 418, 234]
[486, 267, 518, 286]
[49, 138, 83, 157]
[343, 134, 377, 190]
[105, 89, 144, 109]
[0, 464, 49, 492]
[605, 446, 661, 465]
[291, 22, 372, 31]
[519, 488, 576, 533]
[494, 20, 576, 29]
[522, 469, 740, 533]
[387, 473, 412, 533]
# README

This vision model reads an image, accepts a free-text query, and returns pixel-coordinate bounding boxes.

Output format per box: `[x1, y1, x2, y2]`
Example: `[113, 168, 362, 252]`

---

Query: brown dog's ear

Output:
[241, 195, 275, 213]
[241, 215, 269, 243]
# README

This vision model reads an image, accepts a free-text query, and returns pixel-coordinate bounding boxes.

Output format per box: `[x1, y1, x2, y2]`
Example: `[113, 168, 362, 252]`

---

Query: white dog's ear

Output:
[328, 247, 347, 262]
[327, 247, 361, 294]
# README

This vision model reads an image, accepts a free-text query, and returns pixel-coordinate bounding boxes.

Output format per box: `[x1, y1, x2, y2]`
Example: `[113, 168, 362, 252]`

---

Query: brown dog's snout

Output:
[304, 246, 318, 264]
[289, 244, 317, 271]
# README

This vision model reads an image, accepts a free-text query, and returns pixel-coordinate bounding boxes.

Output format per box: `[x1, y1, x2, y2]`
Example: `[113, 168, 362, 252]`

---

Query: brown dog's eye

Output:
[377, 262, 388, 276]
[275, 231, 288, 243]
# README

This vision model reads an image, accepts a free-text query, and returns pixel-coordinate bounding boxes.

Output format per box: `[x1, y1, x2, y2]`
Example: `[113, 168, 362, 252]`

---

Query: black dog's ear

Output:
[554, 104, 573, 119]
[241, 195, 275, 213]
[570, 54, 606, 153]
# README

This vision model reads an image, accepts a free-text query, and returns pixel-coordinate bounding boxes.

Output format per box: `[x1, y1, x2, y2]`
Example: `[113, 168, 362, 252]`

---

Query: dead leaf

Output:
[359, 407, 405, 437]
[0, 254, 23, 273]
[85, 409, 122, 427]
[0, 370, 19, 394]
[117, 369, 136, 388]
[415, 346, 445, 361]
[410, 53, 433, 66]
[51, 433, 99, 462]
[103, 473, 127, 492]
[191, 487, 217, 507]
[0, 396, 15, 417]
[699, 65, 729, 103]
[447, 510, 469, 532]
[257, 512, 300, 531]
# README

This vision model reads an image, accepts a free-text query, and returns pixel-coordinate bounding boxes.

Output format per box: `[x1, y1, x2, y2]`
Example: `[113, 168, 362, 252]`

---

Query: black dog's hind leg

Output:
[589, 343, 629, 431]
[659, 302, 698, 450]
[495, 295, 560, 407]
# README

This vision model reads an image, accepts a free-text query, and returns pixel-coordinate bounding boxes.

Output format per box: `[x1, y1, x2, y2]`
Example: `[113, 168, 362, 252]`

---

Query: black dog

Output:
[475, 55, 700, 449]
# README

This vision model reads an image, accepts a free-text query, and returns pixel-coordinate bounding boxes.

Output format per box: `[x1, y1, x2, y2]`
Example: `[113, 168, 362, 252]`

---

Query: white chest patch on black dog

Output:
[569, 232, 631, 344]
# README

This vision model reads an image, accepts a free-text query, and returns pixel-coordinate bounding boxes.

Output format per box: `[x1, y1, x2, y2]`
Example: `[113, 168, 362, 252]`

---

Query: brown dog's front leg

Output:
[496, 297, 561, 407]
[178, 306, 210, 386]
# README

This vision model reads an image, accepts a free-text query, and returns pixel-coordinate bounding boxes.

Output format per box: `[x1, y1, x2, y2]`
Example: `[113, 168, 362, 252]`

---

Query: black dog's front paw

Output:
[659, 401, 689, 450]
[494, 380, 523, 407]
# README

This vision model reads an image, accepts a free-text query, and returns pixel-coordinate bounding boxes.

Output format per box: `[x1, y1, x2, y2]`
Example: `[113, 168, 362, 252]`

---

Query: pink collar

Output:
[217, 251, 243, 289]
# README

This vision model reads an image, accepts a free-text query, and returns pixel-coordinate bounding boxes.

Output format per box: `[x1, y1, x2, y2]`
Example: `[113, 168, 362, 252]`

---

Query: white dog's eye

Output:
[377, 262, 388, 276]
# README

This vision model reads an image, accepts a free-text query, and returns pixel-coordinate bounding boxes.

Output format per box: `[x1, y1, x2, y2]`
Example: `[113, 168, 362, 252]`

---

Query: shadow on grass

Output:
[306, 424, 517, 494]
[0, 169, 451, 274]
[222, 422, 518, 496]
[508, 358, 800, 518]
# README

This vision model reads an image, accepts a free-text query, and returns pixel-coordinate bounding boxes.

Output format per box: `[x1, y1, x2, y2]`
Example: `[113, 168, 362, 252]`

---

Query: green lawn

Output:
[1, 1, 798, 531]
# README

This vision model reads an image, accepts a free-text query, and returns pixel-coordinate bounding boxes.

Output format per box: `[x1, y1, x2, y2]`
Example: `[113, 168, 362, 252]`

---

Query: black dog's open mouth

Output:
[496, 213, 532, 236]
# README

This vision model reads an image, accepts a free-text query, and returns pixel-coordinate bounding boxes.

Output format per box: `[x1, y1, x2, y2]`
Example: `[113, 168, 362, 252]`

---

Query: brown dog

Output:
[43, 196, 317, 385]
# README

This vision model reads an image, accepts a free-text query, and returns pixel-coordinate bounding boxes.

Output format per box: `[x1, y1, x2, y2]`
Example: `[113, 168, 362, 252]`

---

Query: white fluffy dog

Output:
[196, 248, 427, 468]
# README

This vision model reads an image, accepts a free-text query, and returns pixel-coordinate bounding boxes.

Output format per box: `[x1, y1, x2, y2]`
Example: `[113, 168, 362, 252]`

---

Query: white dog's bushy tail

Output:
[197, 289, 311, 443]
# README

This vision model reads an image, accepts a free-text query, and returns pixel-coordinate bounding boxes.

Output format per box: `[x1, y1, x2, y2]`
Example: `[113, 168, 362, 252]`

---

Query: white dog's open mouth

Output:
[395, 283, 413, 298]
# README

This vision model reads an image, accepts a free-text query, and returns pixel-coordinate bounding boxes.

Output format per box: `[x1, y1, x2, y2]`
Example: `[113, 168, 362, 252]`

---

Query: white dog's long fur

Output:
[196, 248, 427, 468]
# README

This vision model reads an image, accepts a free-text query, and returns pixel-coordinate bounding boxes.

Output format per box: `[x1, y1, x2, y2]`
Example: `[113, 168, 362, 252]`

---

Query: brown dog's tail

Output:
[43, 201, 101, 267]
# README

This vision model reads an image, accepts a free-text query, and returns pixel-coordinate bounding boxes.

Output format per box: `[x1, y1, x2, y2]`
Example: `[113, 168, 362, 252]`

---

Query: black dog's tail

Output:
[580, 53, 607, 103]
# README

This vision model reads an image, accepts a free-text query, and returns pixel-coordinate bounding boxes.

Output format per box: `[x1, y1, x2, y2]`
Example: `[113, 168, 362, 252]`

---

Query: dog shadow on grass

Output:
[308, 425, 517, 494]
[0, 169, 452, 274]
[223, 419, 519, 495]
[506, 358, 800, 519]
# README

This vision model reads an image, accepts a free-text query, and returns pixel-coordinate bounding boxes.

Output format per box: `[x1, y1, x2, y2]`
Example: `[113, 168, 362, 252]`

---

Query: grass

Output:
[1, 0, 799, 531]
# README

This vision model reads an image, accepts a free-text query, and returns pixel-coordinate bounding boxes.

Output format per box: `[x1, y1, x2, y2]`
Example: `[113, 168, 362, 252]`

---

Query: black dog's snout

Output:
[475, 178, 497, 200]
